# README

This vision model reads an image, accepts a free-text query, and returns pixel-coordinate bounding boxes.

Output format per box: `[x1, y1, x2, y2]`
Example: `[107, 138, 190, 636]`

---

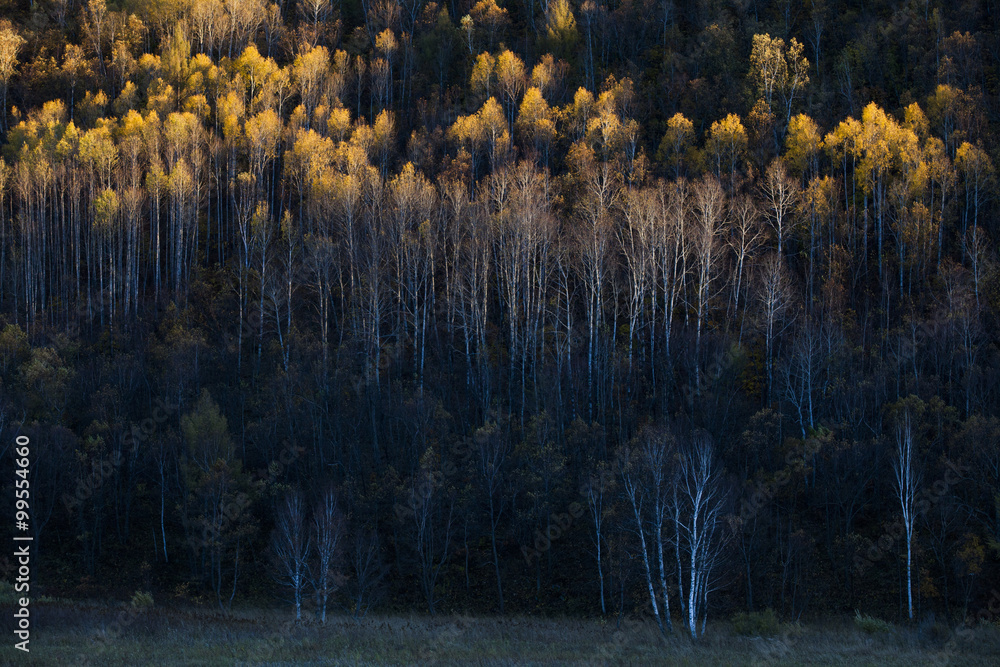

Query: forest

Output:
[0, 0, 998, 641]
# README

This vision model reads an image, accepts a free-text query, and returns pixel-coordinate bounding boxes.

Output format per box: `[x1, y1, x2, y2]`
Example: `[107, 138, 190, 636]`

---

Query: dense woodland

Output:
[0, 0, 999, 635]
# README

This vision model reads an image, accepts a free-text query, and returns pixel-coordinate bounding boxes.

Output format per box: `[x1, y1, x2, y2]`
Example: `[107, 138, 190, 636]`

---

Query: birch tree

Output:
[618, 445, 670, 637]
[673, 431, 730, 638]
[690, 175, 727, 394]
[618, 186, 655, 384]
[761, 159, 797, 256]
[891, 400, 922, 621]
[311, 487, 345, 623]
[756, 251, 793, 402]
[272, 490, 311, 621]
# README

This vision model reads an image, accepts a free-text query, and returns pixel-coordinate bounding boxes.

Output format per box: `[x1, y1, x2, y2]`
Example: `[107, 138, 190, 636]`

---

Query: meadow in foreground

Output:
[2, 599, 999, 666]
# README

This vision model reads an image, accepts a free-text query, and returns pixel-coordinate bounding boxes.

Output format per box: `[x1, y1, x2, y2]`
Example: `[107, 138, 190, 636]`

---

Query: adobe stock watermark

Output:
[12, 434, 32, 653]
[854, 459, 968, 576]
[61, 397, 178, 515]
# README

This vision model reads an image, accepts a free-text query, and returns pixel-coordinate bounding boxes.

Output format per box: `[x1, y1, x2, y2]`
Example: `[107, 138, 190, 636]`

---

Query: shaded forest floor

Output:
[2, 599, 999, 665]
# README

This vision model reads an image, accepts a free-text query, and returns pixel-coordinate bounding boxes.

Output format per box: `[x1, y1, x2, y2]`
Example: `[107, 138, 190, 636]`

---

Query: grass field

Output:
[2, 599, 999, 666]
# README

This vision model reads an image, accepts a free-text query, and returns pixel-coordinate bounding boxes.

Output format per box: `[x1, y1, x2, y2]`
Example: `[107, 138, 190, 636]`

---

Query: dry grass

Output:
[1, 600, 998, 666]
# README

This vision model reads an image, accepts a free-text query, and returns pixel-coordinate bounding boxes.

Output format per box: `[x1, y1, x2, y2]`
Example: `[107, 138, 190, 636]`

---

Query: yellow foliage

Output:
[785, 113, 822, 176]
[904, 103, 929, 142]
[749, 33, 809, 116]
[563, 87, 594, 141]
[546, 0, 578, 50]
[376, 29, 398, 58]
[657, 113, 696, 176]
[326, 106, 351, 142]
[0, 21, 25, 83]
[496, 49, 526, 108]
[706, 113, 747, 177]
[531, 54, 564, 99]
[183, 93, 209, 119]
[471, 51, 496, 99]
[93, 187, 120, 230]
[516, 86, 555, 147]
[373, 109, 396, 149]
[956, 141, 993, 181]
